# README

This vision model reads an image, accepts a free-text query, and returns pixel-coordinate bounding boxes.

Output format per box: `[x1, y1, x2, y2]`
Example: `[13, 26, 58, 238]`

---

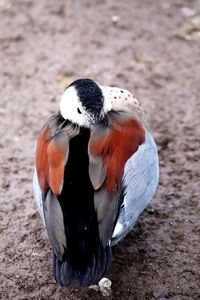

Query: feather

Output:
[47, 130, 69, 195]
[88, 112, 145, 247]
[35, 124, 50, 193]
[43, 190, 66, 261]
[111, 131, 159, 245]
[93, 188, 121, 247]
[88, 158, 106, 190]
[35, 114, 78, 196]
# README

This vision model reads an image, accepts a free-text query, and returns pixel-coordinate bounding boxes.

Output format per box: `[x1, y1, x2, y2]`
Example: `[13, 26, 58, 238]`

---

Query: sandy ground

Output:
[0, 0, 200, 299]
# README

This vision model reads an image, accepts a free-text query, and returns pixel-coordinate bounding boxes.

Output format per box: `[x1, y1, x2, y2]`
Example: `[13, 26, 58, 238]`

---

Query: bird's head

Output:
[60, 78, 141, 127]
[59, 79, 112, 127]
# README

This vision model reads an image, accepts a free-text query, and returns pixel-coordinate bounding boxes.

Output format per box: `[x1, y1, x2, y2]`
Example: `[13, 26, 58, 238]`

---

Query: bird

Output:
[33, 78, 159, 287]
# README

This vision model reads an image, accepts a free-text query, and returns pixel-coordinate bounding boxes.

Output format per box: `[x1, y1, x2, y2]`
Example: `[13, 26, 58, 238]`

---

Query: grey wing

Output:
[33, 169, 66, 261]
[111, 131, 159, 245]
[33, 168, 45, 226]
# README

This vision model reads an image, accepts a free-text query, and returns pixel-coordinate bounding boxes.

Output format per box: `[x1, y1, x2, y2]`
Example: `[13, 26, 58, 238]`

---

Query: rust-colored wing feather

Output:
[47, 131, 69, 195]
[35, 121, 69, 196]
[35, 124, 51, 193]
[88, 112, 145, 246]
[35, 116, 79, 266]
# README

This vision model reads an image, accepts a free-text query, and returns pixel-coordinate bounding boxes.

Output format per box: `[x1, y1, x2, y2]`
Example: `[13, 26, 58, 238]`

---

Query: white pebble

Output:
[112, 15, 120, 23]
[98, 277, 112, 297]
[89, 277, 112, 296]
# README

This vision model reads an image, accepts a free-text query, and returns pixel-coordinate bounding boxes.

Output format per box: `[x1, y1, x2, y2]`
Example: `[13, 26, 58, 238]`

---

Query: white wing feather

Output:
[33, 169, 45, 226]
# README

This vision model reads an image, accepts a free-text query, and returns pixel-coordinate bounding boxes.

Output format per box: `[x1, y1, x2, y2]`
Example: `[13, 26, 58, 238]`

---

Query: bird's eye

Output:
[77, 108, 81, 114]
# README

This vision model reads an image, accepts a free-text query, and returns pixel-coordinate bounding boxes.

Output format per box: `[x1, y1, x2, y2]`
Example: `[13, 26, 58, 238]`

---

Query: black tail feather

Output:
[53, 255, 63, 286]
[53, 246, 112, 287]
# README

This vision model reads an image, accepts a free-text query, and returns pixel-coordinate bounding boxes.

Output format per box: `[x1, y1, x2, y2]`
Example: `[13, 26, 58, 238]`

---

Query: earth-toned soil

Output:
[0, 0, 200, 299]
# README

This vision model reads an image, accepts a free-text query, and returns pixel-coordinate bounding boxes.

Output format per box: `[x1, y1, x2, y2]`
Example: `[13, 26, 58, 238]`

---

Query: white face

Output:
[60, 86, 91, 127]
[59, 83, 112, 127]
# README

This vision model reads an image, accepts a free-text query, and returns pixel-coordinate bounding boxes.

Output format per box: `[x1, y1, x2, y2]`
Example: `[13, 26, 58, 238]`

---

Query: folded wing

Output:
[88, 112, 145, 247]
[35, 115, 73, 261]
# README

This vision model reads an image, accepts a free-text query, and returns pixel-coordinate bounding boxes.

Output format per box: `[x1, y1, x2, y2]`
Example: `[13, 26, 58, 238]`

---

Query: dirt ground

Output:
[0, 0, 200, 299]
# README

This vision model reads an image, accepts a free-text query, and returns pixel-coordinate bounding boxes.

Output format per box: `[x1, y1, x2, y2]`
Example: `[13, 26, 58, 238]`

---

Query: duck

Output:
[33, 78, 159, 287]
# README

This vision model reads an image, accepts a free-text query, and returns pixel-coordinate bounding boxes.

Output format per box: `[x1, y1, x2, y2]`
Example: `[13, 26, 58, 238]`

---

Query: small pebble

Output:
[98, 277, 112, 297]
[89, 277, 112, 297]
[112, 15, 120, 23]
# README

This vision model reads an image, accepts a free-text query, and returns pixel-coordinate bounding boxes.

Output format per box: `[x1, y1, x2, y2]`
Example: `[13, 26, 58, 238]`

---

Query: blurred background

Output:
[0, 0, 200, 299]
